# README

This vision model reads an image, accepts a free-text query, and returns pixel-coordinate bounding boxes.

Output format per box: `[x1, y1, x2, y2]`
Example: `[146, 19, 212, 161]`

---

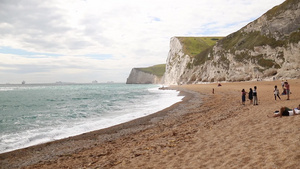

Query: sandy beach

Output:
[1, 79, 300, 169]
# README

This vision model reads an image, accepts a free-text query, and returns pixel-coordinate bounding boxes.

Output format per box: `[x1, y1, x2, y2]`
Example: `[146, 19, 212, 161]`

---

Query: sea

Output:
[0, 83, 183, 154]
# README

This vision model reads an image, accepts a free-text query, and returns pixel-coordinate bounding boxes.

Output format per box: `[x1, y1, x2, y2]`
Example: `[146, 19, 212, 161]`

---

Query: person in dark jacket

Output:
[248, 88, 253, 105]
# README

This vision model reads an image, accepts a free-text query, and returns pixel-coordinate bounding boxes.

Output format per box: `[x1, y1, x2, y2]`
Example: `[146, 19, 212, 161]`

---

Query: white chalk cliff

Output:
[162, 37, 192, 85]
[163, 0, 300, 85]
[126, 68, 162, 84]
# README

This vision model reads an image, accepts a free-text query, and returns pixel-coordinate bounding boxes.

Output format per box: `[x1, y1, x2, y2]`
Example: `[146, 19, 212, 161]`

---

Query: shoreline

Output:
[0, 86, 199, 168]
[1, 79, 300, 168]
[0, 85, 183, 155]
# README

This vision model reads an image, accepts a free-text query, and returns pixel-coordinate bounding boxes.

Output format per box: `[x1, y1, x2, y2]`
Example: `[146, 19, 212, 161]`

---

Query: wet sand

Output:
[1, 79, 300, 169]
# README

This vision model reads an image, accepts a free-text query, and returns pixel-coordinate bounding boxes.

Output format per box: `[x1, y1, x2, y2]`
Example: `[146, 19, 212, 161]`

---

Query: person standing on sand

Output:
[284, 81, 290, 100]
[241, 89, 247, 105]
[281, 80, 285, 90]
[248, 88, 253, 105]
[253, 86, 258, 105]
[274, 85, 281, 100]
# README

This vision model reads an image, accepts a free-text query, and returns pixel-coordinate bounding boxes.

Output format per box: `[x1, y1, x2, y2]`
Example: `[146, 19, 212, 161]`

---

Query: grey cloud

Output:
[23, 37, 64, 51]
[0, 0, 113, 52]
[0, 64, 54, 74]
[0, 0, 72, 52]
[0, 0, 70, 35]
[0, 60, 90, 74]
[80, 16, 113, 47]
[67, 39, 92, 50]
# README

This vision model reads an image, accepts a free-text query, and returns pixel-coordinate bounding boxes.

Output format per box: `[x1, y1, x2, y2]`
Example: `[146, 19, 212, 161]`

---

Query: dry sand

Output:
[1, 79, 300, 169]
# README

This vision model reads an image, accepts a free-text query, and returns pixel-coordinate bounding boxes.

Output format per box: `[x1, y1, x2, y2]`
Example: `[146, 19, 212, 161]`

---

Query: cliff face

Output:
[163, 0, 300, 85]
[126, 68, 162, 84]
[163, 37, 192, 85]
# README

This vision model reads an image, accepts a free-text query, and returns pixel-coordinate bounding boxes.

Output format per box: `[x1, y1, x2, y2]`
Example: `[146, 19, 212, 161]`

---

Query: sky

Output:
[0, 0, 285, 84]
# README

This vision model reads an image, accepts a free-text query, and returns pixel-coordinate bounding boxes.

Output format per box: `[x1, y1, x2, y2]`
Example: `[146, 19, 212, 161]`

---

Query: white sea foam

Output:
[0, 85, 183, 154]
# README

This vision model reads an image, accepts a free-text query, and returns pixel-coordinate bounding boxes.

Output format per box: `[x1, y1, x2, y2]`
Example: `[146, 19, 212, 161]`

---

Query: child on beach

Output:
[253, 86, 258, 105]
[241, 89, 247, 105]
[273, 85, 281, 100]
[284, 81, 290, 100]
[269, 104, 300, 117]
[248, 88, 253, 105]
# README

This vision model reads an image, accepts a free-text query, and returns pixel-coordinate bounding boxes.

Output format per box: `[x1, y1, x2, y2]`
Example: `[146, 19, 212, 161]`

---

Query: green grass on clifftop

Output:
[177, 37, 223, 57]
[137, 64, 166, 77]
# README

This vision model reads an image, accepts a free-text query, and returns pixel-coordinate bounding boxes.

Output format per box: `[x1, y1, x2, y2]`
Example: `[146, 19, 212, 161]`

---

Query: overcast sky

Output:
[0, 0, 285, 84]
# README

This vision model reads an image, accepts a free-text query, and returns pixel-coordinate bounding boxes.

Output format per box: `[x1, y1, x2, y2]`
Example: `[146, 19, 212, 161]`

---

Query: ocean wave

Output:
[0, 84, 183, 154]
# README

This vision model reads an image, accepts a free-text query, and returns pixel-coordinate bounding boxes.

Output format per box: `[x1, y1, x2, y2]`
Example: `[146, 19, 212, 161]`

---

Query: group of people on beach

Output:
[280, 80, 291, 100]
[240, 80, 298, 118]
[241, 86, 258, 106]
[241, 80, 291, 106]
[273, 80, 290, 100]
[270, 80, 299, 118]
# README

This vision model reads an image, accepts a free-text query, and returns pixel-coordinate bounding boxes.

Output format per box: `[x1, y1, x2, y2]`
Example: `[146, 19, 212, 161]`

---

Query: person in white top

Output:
[292, 106, 300, 115]
[269, 104, 300, 118]
[273, 85, 281, 100]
